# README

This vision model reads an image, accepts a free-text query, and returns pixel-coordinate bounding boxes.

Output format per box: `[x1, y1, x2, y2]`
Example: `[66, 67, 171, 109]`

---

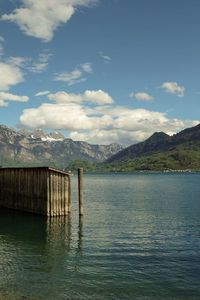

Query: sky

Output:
[0, 0, 199, 145]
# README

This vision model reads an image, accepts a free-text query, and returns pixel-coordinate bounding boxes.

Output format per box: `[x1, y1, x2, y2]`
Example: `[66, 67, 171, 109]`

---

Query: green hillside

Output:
[67, 124, 200, 172]
[103, 146, 200, 172]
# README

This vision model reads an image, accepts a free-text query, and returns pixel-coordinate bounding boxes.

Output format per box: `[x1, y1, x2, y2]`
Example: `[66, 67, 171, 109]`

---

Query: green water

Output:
[0, 173, 200, 299]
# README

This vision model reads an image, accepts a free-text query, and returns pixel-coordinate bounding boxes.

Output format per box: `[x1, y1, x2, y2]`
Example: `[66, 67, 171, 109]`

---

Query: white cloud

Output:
[99, 52, 112, 63]
[0, 36, 5, 56]
[0, 45, 4, 56]
[0, 92, 29, 107]
[48, 91, 82, 104]
[5, 51, 52, 73]
[47, 89, 113, 105]
[161, 81, 185, 97]
[0, 56, 26, 105]
[84, 90, 113, 105]
[0, 62, 24, 91]
[68, 110, 199, 144]
[1, 0, 97, 42]
[19, 90, 198, 145]
[130, 92, 154, 102]
[35, 90, 50, 97]
[70, 129, 148, 145]
[20, 103, 110, 130]
[30, 51, 52, 73]
[55, 69, 84, 86]
[81, 62, 93, 73]
[54, 63, 93, 86]
[7, 56, 28, 68]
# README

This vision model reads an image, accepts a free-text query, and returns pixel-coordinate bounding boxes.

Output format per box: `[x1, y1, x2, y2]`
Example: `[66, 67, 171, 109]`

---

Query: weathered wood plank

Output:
[78, 168, 84, 216]
[0, 167, 71, 216]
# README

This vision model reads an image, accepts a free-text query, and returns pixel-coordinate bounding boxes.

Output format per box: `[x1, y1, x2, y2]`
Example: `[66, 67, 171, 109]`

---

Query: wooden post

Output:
[78, 168, 84, 216]
[68, 175, 71, 214]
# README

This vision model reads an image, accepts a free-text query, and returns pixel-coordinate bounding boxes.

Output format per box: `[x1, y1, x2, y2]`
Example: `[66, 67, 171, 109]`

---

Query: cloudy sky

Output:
[0, 0, 199, 145]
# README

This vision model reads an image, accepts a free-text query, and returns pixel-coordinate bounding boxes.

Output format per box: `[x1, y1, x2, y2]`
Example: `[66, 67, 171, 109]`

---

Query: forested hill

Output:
[104, 123, 200, 171]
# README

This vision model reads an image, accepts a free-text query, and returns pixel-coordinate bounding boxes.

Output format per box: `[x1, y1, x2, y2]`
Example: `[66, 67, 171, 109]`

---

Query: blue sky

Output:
[0, 0, 199, 145]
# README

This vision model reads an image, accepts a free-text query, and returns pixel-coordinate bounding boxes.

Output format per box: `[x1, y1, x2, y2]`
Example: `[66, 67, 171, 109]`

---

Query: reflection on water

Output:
[0, 207, 83, 252]
[77, 216, 83, 252]
[0, 209, 83, 300]
[46, 215, 72, 253]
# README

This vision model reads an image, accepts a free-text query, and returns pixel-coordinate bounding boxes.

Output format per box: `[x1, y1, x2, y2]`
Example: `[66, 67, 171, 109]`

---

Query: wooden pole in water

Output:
[68, 176, 71, 214]
[78, 167, 84, 216]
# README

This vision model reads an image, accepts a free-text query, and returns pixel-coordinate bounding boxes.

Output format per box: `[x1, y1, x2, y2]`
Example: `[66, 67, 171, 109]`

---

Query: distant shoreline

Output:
[78, 169, 200, 175]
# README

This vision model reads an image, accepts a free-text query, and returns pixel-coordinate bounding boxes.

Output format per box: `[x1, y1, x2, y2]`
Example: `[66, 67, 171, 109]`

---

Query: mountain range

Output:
[0, 125, 123, 168]
[0, 123, 200, 171]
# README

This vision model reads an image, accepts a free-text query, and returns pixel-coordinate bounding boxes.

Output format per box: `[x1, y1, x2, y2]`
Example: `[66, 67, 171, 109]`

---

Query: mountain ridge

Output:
[1, 123, 200, 171]
[103, 123, 200, 171]
[0, 125, 124, 168]
[107, 123, 200, 163]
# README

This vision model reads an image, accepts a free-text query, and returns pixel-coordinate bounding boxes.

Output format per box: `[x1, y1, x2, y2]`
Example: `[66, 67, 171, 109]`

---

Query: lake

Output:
[0, 173, 200, 299]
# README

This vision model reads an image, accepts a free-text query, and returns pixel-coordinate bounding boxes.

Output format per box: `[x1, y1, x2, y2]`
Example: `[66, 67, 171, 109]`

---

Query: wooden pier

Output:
[0, 167, 71, 216]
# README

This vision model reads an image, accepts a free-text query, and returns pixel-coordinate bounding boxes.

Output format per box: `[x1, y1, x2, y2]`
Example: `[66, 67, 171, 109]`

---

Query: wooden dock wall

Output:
[0, 167, 71, 216]
[47, 168, 71, 217]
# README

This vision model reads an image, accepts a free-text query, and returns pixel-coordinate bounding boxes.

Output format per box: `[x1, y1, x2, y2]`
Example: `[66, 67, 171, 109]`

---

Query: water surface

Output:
[0, 173, 200, 299]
